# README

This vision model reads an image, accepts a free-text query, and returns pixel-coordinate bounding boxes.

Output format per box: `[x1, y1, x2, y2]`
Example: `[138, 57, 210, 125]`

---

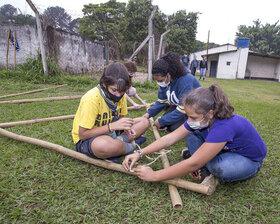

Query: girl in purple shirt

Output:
[123, 84, 267, 186]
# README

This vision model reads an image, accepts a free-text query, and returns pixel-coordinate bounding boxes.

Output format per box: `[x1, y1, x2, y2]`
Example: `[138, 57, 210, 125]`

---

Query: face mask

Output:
[187, 115, 210, 130]
[157, 75, 170, 88]
[107, 91, 124, 102]
[157, 81, 169, 88]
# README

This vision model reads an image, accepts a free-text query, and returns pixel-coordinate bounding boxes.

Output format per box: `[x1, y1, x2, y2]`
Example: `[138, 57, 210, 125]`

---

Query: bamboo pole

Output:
[0, 95, 82, 104]
[149, 117, 183, 209]
[0, 115, 75, 128]
[0, 128, 214, 195]
[0, 103, 155, 128]
[13, 32, 16, 70]
[6, 29, 11, 69]
[0, 84, 66, 99]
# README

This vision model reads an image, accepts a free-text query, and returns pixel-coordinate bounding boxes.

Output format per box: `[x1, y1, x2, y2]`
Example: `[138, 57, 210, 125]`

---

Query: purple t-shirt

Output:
[184, 114, 267, 161]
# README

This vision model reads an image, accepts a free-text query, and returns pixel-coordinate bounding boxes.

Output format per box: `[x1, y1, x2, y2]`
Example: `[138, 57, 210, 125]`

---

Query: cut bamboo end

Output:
[0, 127, 212, 195]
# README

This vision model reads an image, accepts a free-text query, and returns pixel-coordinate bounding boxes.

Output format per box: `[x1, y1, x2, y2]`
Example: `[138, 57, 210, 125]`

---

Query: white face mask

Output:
[187, 115, 210, 130]
[157, 75, 170, 88]
[157, 81, 169, 88]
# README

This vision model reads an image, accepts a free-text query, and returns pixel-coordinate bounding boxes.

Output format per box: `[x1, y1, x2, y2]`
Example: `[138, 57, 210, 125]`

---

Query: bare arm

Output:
[126, 95, 139, 107]
[122, 124, 191, 170]
[79, 117, 134, 140]
[135, 142, 226, 182]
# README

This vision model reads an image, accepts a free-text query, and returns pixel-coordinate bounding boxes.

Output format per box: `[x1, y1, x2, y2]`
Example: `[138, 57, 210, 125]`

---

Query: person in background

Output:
[190, 56, 199, 76]
[143, 52, 201, 132]
[123, 84, 267, 185]
[124, 61, 147, 109]
[72, 62, 149, 163]
[199, 56, 208, 81]
[181, 52, 190, 73]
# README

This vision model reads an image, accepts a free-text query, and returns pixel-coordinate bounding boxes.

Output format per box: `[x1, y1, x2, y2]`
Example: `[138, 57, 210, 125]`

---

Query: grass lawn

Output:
[0, 74, 279, 223]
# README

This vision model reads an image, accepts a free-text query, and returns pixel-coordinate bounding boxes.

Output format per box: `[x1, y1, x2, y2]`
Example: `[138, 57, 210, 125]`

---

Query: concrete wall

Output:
[216, 51, 239, 79]
[0, 24, 104, 73]
[246, 55, 280, 81]
[0, 25, 40, 68]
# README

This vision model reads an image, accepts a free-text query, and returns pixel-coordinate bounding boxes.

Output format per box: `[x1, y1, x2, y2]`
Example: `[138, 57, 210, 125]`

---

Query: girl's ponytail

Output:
[183, 84, 234, 119]
[210, 84, 234, 119]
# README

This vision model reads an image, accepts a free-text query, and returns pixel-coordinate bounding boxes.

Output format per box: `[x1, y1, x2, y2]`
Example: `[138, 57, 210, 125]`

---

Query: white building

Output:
[190, 44, 280, 82]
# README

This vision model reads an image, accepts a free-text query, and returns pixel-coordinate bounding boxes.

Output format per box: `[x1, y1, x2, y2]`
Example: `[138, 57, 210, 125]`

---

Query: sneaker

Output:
[134, 135, 146, 145]
[191, 166, 211, 183]
[104, 156, 121, 163]
[181, 148, 191, 159]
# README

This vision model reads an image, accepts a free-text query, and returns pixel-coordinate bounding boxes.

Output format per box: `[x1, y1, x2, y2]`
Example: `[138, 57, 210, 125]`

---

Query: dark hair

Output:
[183, 84, 234, 119]
[124, 61, 137, 73]
[99, 62, 130, 93]
[124, 61, 137, 86]
[152, 52, 186, 79]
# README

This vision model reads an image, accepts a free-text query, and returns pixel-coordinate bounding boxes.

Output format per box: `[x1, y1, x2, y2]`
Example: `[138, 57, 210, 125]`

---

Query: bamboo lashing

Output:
[148, 117, 183, 209]
[0, 127, 216, 195]
[0, 84, 66, 99]
[0, 103, 155, 128]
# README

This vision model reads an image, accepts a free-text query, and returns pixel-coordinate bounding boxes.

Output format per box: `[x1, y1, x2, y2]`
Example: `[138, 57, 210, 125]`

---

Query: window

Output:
[226, 61, 231, 66]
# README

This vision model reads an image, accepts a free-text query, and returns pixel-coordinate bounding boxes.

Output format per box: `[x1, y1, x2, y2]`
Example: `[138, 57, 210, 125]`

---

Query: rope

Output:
[128, 143, 171, 172]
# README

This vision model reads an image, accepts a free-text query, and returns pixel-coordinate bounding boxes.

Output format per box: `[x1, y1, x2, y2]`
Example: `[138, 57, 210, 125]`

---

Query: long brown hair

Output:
[183, 84, 234, 119]
[99, 62, 131, 93]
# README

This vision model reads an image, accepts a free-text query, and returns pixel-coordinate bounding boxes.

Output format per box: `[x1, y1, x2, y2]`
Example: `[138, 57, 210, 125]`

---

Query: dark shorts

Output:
[76, 137, 98, 159]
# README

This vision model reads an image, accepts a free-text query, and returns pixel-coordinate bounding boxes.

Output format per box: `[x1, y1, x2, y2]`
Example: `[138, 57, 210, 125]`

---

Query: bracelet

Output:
[135, 150, 143, 159]
[108, 123, 112, 132]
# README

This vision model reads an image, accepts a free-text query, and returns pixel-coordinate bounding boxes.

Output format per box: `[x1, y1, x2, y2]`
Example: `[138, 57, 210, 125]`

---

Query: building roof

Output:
[249, 51, 280, 59]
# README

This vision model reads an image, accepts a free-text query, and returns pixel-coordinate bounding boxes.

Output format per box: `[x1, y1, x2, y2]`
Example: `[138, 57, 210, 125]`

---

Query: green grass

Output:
[0, 72, 279, 223]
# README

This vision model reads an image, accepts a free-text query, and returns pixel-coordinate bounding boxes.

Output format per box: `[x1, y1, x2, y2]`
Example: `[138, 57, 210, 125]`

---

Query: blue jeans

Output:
[199, 68, 206, 80]
[185, 131, 263, 182]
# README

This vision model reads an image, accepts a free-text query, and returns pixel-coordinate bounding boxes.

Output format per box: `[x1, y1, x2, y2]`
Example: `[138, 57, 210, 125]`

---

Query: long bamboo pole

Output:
[0, 128, 215, 195]
[149, 117, 183, 209]
[0, 103, 155, 128]
[0, 95, 82, 104]
[6, 29, 10, 69]
[0, 84, 66, 99]
[13, 32, 16, 70]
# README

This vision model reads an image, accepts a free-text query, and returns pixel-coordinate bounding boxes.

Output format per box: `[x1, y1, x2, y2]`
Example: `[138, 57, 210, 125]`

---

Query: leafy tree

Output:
[166, 10, 199, 55]
[193, 40, 219, 52]
[43, 6, 72, 32]
[236, 19, 280, 55]
[121, 0, 166, 61]
[0, 4, 35, 25]
[79, 0, 126, 42]
[78, 0, 126, 59]
[0, 4, 17, 24]
[0, 4, 17, 17]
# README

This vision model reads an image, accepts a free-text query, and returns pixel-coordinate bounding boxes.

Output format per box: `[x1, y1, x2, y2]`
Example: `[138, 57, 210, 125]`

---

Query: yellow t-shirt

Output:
[72, 87, 128, 144]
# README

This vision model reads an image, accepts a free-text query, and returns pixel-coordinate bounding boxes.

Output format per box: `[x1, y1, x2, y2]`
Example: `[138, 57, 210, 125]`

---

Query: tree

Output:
[78, 0, 126, 59]
[79, 0, 126, 42]
[43, 6, 72, 32]
[0, 4, 35, 25]
[121, 0, 166, 61]
[193, 40, 219, 52]
[236, 19, 280, 56]
[166, 10, 199, 55]
[0, 4, 17, 24]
